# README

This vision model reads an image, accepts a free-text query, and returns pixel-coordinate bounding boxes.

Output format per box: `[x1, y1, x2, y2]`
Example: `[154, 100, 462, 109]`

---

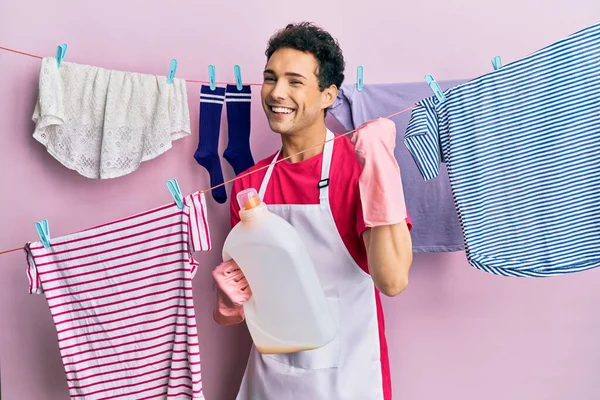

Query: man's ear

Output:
[321, 84, 339, 110]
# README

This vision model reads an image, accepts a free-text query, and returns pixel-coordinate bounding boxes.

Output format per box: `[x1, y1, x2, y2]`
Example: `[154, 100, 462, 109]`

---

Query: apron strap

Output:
[318, 129, 335, 205]
[257, 129, 335, 204]
[258, 150, 280, 201]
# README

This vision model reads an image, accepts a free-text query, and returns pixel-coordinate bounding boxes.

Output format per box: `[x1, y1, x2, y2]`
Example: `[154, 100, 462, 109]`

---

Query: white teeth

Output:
[272, 107, 294, 114]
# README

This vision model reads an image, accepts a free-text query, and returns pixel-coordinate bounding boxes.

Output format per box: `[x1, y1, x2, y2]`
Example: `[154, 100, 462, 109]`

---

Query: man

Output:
[211, 22, 413, 400]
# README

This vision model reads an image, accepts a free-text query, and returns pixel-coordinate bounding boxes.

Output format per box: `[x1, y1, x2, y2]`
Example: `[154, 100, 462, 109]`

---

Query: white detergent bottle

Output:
[222, 187, 337, 354]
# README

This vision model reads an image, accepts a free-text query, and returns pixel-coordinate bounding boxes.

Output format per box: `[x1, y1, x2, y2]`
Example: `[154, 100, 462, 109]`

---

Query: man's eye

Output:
[264, 77, 275, 82]
[291, 81, 302, 85]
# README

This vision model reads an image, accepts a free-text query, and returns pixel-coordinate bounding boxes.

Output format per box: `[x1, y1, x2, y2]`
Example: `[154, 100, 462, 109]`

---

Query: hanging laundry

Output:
[224, 84, 255, 175]
[328, 81, 466, 253]
[24, 192, 211, 399]
[32, 57, 191, 179]
[195, 85, 228, 204]
[405, 23, 600, 277]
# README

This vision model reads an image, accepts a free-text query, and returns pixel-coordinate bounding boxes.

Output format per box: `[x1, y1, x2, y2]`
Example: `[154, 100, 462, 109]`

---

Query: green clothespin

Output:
[356, 66, 364, 92]
[56, 43, 67, 67]
[35, 219, 51, 248]
[167, 59, 178, 84]
[208, 65, 216, 91]
[234, 65, 243, 91]
[166, 179, 184, 209]
[491, 56, 502, 70]
[425, 74, 446, 103]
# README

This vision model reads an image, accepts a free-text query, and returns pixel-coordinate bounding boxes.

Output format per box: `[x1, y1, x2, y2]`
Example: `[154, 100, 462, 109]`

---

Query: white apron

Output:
[236, 129, 384, 400]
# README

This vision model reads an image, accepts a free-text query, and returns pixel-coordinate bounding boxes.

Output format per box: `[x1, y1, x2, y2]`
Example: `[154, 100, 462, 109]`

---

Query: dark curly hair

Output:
[265, 22, 345, 91]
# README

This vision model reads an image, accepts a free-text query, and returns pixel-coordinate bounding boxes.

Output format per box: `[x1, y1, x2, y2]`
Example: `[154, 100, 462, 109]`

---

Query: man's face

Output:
[261, 47, 335, 136]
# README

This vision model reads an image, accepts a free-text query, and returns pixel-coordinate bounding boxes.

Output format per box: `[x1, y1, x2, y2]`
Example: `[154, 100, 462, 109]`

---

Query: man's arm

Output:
[212, 181, 247, 326]
[363, 221, 413, 297]
[348, 118, 414, 297]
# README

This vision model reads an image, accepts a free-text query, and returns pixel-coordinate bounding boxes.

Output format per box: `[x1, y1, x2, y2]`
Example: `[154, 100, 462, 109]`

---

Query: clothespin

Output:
[234, 65, 243, 91]
[166, 179, 184, 209]
[491, 56, 502, 71]
[356, 66, 364, 92]
[167, 59, 178, 84]
[208, 64, 217, 91]
[425, 74, 446, 103]
[56, 43, 67, 67]
[35, 219, 51, 249]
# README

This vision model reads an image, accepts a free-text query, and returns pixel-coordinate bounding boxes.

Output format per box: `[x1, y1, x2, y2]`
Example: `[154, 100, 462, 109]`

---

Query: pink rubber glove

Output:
[212, 260, 253, 325]
[349, 117, 407, 227]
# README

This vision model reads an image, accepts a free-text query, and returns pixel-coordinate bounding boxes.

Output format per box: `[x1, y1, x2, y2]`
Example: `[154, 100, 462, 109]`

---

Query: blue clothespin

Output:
[35, 219, 51, 249]
[56, 43, 67, 67]
[425, 74, 446, 103]
[234, 65, 243, 91]
[167, 59, 178, 84]
[491, 56, 502, 71]
[208, 65, 217, 91]
[166, 179, 184, 209]
[356, 66, 364, 92]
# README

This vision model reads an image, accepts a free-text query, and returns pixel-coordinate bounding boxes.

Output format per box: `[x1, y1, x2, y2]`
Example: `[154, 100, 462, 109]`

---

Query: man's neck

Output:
[280, 124, 328, 163]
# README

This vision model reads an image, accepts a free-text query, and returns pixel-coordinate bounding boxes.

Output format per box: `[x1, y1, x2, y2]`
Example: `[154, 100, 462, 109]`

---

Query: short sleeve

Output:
[24, 244, 43, 295]
[404, 98, 442, 181]
[184, 192, 212, 252]
[355, 193, 368, 238]
[327, 85, 355, 130]
[230, 179, 242, 229]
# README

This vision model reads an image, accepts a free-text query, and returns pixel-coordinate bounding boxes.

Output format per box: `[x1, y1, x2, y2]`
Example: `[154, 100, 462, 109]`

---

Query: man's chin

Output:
[268, 121, 292, 135]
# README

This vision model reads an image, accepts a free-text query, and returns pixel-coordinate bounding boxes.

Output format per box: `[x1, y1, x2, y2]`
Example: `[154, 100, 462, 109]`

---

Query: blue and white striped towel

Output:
[404, 23, 600, 277]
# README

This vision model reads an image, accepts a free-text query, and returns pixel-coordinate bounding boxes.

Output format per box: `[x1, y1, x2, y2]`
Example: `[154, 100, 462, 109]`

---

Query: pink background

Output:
[1, 1, 600, 399]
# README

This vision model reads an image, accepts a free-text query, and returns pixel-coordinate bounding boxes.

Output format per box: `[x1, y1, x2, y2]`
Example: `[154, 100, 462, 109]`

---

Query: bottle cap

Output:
[237, 188, 262, 211]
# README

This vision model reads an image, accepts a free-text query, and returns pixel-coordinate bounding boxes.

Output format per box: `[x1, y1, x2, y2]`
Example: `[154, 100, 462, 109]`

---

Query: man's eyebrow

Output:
[263, 69, 307, 79]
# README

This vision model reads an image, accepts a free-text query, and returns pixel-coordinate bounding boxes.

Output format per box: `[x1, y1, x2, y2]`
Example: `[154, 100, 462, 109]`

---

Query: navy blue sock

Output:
[194, 85, 227, 204]
[224, 84, 255, 175]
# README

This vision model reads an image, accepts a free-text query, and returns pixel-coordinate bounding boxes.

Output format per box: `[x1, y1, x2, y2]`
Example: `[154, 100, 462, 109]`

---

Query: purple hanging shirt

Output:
[327, 81, 465, 253]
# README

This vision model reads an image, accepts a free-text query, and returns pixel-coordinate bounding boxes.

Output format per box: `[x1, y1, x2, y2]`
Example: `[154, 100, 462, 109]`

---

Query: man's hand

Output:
[349, 118, 407, 227]
[212, 260, 253, 325]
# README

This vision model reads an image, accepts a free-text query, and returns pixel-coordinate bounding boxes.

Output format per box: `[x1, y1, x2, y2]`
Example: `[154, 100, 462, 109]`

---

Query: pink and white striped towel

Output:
[25, 192, 211, 400]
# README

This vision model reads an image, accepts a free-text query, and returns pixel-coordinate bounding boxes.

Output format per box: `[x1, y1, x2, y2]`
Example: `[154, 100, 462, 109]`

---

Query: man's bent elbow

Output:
[379, 276, 409, 297]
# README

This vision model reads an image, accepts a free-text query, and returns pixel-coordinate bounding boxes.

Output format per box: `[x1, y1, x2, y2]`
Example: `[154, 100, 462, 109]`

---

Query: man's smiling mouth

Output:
[270, 106, 295, 114]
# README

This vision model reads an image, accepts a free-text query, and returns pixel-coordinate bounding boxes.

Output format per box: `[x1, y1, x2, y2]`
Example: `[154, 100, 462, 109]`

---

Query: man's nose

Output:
[270, 80, 288, 101]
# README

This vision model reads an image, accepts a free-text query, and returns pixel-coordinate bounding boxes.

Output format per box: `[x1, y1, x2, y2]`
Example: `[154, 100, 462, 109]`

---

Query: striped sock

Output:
[194, 85, 227, 204]
[224, 85, 255, 175]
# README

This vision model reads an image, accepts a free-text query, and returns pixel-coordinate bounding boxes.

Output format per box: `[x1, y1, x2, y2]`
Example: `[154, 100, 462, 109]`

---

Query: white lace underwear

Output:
[32, 57, 191, 179]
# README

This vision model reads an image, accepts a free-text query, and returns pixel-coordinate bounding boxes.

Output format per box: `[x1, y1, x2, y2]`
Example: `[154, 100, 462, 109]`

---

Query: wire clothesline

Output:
[0, 43, 416, 256]
[0, 45, 264, 86]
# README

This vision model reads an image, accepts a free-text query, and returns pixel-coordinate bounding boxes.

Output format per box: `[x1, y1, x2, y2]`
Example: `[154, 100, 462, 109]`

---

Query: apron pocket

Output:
[265, 297, 340, 370]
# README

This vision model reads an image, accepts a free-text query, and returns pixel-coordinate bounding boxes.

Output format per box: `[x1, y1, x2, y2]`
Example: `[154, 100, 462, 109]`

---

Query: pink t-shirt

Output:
[26, 193, 211, 400]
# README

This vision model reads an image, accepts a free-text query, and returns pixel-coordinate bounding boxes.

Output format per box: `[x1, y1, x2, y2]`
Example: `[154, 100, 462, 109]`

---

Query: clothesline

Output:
[0, 45, 264, 86]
